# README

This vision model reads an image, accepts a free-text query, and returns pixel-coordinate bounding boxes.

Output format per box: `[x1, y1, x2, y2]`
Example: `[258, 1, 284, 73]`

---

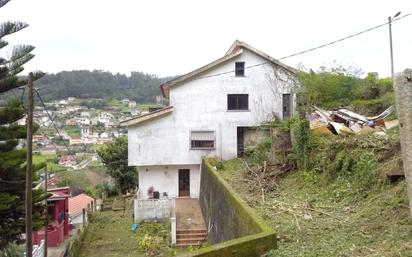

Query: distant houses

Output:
[58, 155, 77, 167]
[128, 101, 137, 108]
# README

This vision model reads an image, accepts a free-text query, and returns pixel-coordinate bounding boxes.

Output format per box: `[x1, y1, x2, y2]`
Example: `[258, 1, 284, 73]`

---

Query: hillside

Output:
[212, 126, 412, 256]
[34, 70, 175, 102]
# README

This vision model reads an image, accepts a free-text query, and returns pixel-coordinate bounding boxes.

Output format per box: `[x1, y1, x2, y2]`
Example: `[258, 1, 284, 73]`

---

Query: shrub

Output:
[353, 151, 378, 191]
[136, 222, 167, 257]
[245, 138, 272, 164]
[136, 234, 162, 252]
[290, 118, 311, 171]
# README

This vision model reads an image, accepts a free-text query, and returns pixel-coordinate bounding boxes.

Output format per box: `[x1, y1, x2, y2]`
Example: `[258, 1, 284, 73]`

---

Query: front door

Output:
[282, 94, 291, 119]
[178, 169, 190, 197]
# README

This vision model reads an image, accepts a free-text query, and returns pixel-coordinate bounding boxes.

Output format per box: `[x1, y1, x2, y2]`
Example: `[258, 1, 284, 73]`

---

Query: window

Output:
[235, 62, 245, 76]
[227, 94, 249, 110]
[190, 131, 215, 149]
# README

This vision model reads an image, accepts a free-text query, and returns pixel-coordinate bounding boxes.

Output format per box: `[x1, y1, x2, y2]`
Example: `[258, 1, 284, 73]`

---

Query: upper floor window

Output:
[227, 94, 249, 110]
[235, 62, 245, 77]
[190, 131, 215, 149]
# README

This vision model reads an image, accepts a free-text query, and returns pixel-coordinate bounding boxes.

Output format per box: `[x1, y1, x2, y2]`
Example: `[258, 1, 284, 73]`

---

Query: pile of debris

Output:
[309, 106, 396, 135]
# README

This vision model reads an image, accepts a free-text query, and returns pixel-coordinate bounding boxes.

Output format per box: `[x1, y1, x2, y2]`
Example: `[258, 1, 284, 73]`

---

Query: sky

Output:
[1, 0, 411, 78]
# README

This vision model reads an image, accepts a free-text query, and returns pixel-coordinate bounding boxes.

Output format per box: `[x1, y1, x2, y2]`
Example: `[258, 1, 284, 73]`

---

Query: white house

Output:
[122, 40, 298, 201]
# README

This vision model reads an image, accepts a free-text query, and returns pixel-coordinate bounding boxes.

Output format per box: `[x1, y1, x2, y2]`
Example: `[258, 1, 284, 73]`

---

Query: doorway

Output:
[282, 93, 291, 119]
[178, 169, 190, 197]
[237, 127, 245, 157]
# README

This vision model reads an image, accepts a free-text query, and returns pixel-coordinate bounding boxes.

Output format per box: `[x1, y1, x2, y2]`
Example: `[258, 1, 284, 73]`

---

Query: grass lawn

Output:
[217, 158, 412, 257]
[64, 125, 80, 137]
[79, 209, 143, 257]
[33, 154, 65, 172]
[78, 208, 178, 257]
[54, 166, 108, 196]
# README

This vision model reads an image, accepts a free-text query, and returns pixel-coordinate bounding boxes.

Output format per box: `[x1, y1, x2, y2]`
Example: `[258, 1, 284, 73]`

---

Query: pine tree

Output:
[0, 0, 47, 250]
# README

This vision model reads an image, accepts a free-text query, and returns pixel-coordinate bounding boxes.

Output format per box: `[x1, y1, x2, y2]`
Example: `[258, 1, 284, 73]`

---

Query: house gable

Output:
[160, 40, 296, 98]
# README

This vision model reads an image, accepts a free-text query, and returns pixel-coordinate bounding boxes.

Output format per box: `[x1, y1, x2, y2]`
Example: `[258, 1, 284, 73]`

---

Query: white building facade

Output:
[123, 40, 298, 200]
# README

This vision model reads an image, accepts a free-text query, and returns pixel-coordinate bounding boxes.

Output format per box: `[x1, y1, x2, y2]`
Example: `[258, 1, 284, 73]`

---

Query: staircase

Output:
[175, 198, 208, 248]
[176, 229, 207, 248]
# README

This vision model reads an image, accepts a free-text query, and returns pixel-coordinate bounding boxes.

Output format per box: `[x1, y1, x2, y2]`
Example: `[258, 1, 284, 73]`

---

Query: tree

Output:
[0, 0, 46, 250]
[97, 137, 138, 193]
[297, 65, 362, 108]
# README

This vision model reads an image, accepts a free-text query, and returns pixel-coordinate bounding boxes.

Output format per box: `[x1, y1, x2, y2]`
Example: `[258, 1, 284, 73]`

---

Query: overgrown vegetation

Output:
[136, 223, 176, 257]
[214, 119, 411, 256]
[97, 137, 138, 193]
[55, 166, 110, 198]
[78, 207, 176, 257]
[298, 66, 395, 115]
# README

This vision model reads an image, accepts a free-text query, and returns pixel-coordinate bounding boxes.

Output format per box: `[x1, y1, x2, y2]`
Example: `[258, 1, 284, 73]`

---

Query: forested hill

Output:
[35, 70, 174, 102]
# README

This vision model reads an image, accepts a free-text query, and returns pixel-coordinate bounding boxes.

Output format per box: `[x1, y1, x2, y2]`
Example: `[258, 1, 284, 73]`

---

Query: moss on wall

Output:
[183, 159, 276, 257]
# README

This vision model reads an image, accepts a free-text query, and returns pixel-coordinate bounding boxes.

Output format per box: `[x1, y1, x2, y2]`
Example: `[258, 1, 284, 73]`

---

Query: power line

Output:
[277, 12, 412, 61]
[34, 88, 73, 155]
[197, 11, 412, 80]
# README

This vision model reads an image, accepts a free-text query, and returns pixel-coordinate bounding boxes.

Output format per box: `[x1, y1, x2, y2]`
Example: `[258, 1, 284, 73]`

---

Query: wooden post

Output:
[82, 208, 86, 226]
[394, 68, 412, 218]
[94, 199, 97, 212]
[25, 73, 34, 257]
[44, 168, 48, 257]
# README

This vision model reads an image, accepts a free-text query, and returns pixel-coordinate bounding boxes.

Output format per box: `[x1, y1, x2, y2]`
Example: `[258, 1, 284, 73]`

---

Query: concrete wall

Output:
[138, 164, 200, 199]
[244, 127, 270, 148]
[182, 159, 276, 257]
[71, 212, 87, 226]
[128, 48, 297, 166]
[134, 198, 173, 222]
[199, 161, 261, 244]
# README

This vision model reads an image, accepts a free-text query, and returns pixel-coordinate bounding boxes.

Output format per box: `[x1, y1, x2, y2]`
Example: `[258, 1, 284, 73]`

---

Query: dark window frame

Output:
[227, 94, 249, 111]
[235, 62, 245, 77]
[190, 131, 215, 150]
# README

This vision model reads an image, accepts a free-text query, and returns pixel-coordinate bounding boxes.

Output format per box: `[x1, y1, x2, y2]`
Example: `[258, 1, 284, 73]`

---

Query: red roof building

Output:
[32, 187, 71, 247]
[68, 193, 95, 225]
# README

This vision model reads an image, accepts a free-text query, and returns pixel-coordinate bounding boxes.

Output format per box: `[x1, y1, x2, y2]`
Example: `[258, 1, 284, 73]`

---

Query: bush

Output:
[136, 234, 163, 252]
[136, 222, 167, 257]
[245, 138, 272, 164]
[290, 118, 311, 171]
[353, 151, 378, 191]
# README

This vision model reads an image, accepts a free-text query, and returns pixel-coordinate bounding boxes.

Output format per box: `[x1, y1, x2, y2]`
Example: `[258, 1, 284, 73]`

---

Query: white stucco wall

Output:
[70, 212, 87, 226]
[128, 49, 297, 166]
[138, 164, 200, 199]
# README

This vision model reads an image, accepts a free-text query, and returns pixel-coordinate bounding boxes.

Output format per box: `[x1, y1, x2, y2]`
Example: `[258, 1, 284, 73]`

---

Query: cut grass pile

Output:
[217, 151, 412, 256]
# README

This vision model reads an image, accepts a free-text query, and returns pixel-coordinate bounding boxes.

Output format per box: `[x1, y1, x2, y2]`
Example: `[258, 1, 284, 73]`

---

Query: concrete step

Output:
[175, 242, 202, 248]
[176, 238, 206, 245]
[176, 237, 207, 244]
[176, 229, 207, 234]
[176, 233, 207, 239]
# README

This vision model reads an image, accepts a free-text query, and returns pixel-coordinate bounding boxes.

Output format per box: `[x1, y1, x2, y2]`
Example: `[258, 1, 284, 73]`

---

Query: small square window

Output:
[190, 131, 215, 149]
[227, 94, 248, 110]
[235, 62, 245, 77]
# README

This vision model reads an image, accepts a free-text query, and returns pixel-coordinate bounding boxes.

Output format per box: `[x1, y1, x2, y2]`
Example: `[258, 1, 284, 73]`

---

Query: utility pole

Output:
[25, 73, 34, 257]
[388, 11, 401, 82]
[393, 69, 412, 218]
[44, 167, 48, 257]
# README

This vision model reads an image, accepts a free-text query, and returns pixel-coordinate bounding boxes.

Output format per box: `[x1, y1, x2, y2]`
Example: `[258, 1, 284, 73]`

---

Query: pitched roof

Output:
[120, 106, 174, 127]
[48, 187, 70, 201]
[160, 40, 296, 98]
[68, 193, 95, 217]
